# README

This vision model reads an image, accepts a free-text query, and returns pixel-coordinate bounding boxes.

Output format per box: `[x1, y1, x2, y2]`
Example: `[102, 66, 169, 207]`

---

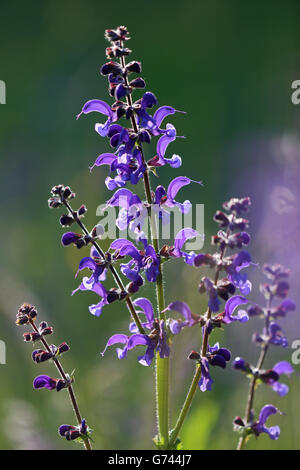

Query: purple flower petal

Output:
[61, 232, 81, 246]
[174, 228, 199, 253]
[157, 134, 176, 158]
[167, 177, 202, 201]
[272, 361, 294, 376]
[77, 99, 113, 119]
[90, 153, 116, 171]
[33, 375, 56, 391]
[165, 301, 192, 322]
[223, 295, 249, 324]
[133, 298, 154, 325]
[153, 106, 177, 127]
[271, 382, 289, 397]
[258, 404, 279, 426]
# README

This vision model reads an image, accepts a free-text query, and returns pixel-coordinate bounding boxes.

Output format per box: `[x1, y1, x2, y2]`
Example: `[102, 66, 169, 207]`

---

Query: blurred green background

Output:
[1, 0, 300, 450]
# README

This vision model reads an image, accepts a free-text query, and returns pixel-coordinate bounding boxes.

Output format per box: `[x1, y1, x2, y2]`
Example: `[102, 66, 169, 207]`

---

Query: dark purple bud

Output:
[247, 304, 264, 317]
[59, 424, 76, 437]
[80, 419, 87, 434]
[126, 61, 142, 74]
[217, 348, 231, 362]
[223, 197, 251, 215]
[129, 77, 145, 88]
[59, 214, 74, 227]
[107, 289, 120, 303]
[188, 350, 201, 360]
[33, 375, 57, 391]
[233, 416, 245, 427]
[32, 349, 53, 363]
[48, 197, 62, 209]
[232, 357, 251, 373]
[58, 342, 70, 355]
[78, 205, 87, 217]
[16, 304, 37, 325]
[66, 430, 81, 441]
[100, 61, 123, 75]
[106, 46, 131, 59]
[56, 379, 67, 392]
[61, 232, 83, 247]
[141, 92, 157, 108]
[41, 326, 53, 336]
[259, 369, 280, 383]
[139, 130, 151, 143]
[273, 281, 289, 299]
[51, 184, 64, 196]
[209, 353, 227, 368]
[23, 332, 41, 342]
[62, 186, 74, 200]
[115, 83, 131, 100]
[213, 210, 229, 228]
[105, 26, 129, 43]
[16, 314, 30, 325]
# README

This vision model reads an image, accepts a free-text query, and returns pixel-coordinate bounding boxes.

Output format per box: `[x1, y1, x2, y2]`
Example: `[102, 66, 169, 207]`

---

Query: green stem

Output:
[30, 319, 92, 450]
[169, 364, 201, 448]
[237, 297, 272, 450]
[120, 45, 169, 448]
[169, 234, 230, 445]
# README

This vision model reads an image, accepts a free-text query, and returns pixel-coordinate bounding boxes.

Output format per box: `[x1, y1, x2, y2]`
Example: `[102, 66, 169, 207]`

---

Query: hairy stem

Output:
[169, 236, 229, 446]
[237, 297, 272, 450]
[29, 319, 92, 450]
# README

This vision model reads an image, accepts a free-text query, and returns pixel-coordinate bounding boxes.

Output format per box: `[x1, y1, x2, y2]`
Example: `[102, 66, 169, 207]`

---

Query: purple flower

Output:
[109, 238, 160, 283]
[254, 322, 288, 348]
[198, 357, 213, 392]
[261, 361, 294, 397]
[101, 320, 170, 366]
[271, 299, 296, 318]
[202, 277, 221, 313]
[129, 297, 155, 333]
[105, 188, 146, 232]
[72, 276, 109, 317]
[170, 228, 202, 266]
[226, 251, 252, 295]
[154, 176, 202, 216]
[33, 375, 58, 391]
[76, 99, 118, 137]
[76, 248, 107, 285]
[164, 301, 201, 334]
[251, 405, 281, 440]
[223, 295, 249, 324]
[194, 343, 231, 392]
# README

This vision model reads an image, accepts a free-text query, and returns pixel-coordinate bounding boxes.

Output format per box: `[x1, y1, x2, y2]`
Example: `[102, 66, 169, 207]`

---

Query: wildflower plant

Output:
[18, 25, 295, 450]
[16, 304, 92, 450]
[233, 265, 296, 449]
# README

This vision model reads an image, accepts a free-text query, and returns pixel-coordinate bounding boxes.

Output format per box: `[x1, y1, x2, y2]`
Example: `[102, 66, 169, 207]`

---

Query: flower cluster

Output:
[48, 25, 207, 366]
[163, 197, 252, 391]
[233, 264, 296, 445]
[15, 304, 91, 448]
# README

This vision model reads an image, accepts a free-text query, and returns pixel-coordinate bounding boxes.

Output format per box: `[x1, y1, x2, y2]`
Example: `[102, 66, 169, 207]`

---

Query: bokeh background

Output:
[1, 0, 300, 450]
